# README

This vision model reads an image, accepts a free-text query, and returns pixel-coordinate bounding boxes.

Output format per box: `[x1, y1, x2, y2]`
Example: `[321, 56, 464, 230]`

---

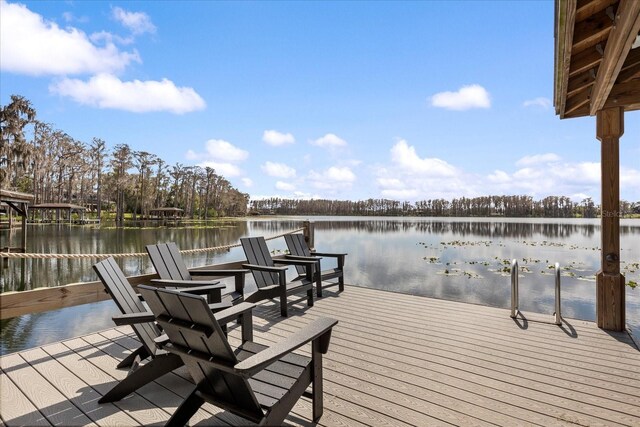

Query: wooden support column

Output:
[303, 220, 315, 251]
[21, 204, 27, 253]
[595, 107, 625, 331]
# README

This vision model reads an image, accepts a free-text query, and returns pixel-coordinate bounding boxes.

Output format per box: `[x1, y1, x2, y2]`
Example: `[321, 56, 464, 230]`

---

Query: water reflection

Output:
[250, 217, 640, 239]
[1, 217, 639, 354]
[1, 221, 250, 292]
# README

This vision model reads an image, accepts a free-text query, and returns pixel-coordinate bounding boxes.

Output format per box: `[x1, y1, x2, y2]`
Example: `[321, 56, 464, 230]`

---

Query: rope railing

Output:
[0, 227, 305, 260]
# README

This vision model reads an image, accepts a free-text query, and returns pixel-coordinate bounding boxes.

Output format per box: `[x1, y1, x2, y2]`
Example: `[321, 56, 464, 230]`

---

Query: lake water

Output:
[1, 217, 639, 354]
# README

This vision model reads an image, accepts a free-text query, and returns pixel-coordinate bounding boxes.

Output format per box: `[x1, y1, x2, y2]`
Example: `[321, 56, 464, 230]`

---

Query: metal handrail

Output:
[554, 262, 562, 325]
[510, 259, 519, 318]
[510, 258, 562, 325]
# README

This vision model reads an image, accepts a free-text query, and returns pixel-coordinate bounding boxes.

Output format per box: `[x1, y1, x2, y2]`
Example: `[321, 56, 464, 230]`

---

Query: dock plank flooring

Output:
[1, 285, 639, 426]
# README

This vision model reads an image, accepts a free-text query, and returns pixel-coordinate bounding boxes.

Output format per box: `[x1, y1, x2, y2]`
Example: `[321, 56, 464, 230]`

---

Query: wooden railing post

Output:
[595, 107, 625, 331]
[303, 220, 315, 250]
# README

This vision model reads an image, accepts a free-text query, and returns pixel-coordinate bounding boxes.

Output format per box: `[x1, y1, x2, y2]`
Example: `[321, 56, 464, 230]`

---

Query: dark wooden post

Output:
[20, 204, 27, 254]
[303, 220, 315, 251]
[595, 107, 625, 331]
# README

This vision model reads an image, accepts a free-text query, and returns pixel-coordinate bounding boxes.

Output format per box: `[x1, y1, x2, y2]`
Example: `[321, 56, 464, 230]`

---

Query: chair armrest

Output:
[176, 284, 226, 294]
[150, 279, 223, 288]
[274, 258, 318, 266]
[312, 252, 347, 257]
[188, 268, 249, 277]
[154, 333, 168, 344]
[242, 263, 288, 273]
[112, 312, 155, 326]
[189, 269, 248, 294]
[234, 317, 338, 376]
[207, 300, 233, 312]
[285, 255, 322, 261]
[213, 302, 255, 324]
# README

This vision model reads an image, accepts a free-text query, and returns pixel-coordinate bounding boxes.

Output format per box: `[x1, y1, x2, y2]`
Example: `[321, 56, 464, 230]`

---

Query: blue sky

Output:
[1, 0, 639, 202]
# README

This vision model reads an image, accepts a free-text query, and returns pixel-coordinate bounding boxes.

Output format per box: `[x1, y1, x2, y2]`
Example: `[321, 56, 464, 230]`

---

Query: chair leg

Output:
[280, 294, 288, 317]
[279, 273, 288, 317]
[117, 345, 149, 368]
[307, 288, 314, 307]
[312, 340, 324, 422]
[316, 272, 323, 298]
[240, 310, 253, 342]
[166, 388, 205, 427]
[99, 353, 183, 403]
[338, 274, 345, 293]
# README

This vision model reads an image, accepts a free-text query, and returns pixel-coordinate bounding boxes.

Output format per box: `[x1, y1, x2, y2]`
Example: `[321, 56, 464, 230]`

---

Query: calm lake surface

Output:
[2, 216, 639, 354]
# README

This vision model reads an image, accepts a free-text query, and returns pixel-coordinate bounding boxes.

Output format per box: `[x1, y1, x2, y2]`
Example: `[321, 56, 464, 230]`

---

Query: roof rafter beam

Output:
[589, 0, 640, 114]
[572, 7, 614, 53]
[569, 46, 603, 76]
[603, 78, 640, 109]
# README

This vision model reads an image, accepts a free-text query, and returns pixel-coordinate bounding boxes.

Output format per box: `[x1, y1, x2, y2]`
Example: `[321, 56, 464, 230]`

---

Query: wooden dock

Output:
[1, 285, 639, 426]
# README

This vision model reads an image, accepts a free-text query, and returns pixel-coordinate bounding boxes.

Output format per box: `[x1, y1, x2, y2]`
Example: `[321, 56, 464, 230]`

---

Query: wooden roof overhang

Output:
[554, 0, 640, 118]
[0, 189, 34, 205]
[0, 189, 34, 216]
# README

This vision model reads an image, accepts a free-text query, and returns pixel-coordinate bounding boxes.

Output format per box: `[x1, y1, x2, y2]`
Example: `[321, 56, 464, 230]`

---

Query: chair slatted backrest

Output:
[241, 237, 279, 289]
[145, 242, 191, 281]
[284, 234, 312, 276]
[138, 285, 263, 421]
[93, 257, 161, 357]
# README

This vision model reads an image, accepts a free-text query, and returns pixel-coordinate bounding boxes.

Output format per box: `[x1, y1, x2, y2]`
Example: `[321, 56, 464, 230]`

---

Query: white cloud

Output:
[275, 181, 296, 191]
[112, 6, 156, 35]
[488, 170, 511, 183]
[197, 161, 243, 178]
[516, 153, 561, 167]
[261, 161, 296, 178]
[50, 74, 205, 114]
[310, 133, 347, 148]
[477, 157, 640, 202]
[390, 139, 457, 176]
[324, 166, 356, 182]
[263, 130, 295, 146]
[376, 178, 405, 189]
[199, 139, 249, 162]
[372, 142, 640, 202]
[523, 97, 552, 109]
[430, 84, 491, 111]
[308, 166, 356, 190]
[0, 0, 139, 76]
[186, 140, 249, 179]
[62, 11, 88, 24]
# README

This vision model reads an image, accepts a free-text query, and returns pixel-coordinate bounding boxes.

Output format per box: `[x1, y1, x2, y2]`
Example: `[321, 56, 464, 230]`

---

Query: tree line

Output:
[1, 95, 249, 225]
[250, 195, 640, 218]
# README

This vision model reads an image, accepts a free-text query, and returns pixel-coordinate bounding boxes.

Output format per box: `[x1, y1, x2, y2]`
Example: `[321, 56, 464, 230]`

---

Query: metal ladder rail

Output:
[510, 259, 562, 325]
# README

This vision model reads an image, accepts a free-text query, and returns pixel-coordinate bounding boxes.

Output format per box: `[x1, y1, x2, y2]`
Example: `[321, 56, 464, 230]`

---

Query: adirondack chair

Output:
[93, 257, 255, 403]
[241, 236, 319, 317]
[146, 242, 247, 305]
[284, 233, 347, 297]
[137, 284, 338, 426]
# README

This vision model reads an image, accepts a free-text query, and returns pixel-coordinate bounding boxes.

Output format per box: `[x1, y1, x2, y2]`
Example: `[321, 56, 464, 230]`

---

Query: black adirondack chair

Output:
[93, 257, 254, 403]
[137, 284, 338, 426]
[284, 233, 347, 297]
[241, 236, 319, 317]
[146, 242, 247, 305]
